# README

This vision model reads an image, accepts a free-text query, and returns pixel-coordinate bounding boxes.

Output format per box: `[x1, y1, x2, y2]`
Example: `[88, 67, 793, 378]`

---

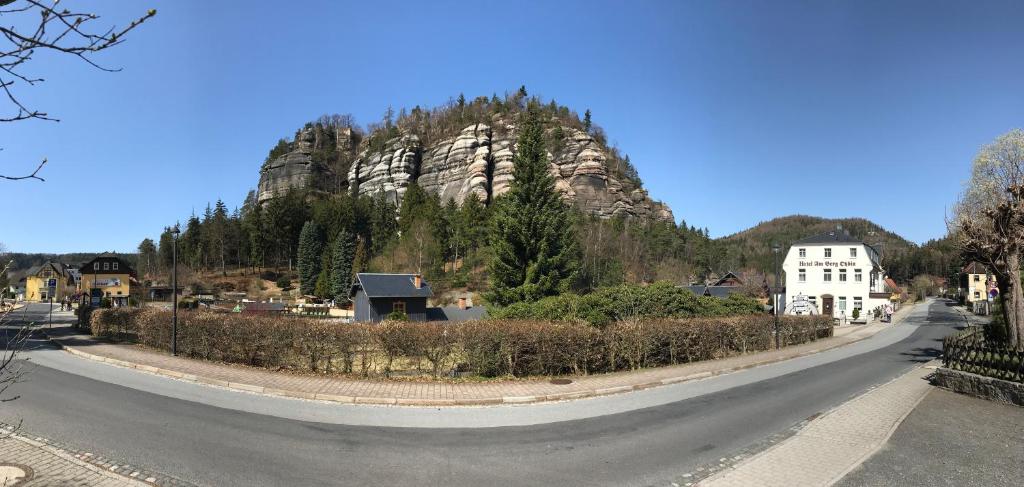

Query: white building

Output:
[782, 229, 893, 321]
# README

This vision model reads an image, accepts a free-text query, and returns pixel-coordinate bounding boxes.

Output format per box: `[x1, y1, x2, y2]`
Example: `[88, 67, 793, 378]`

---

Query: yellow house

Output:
[24, 262, 75, 302]
[79, 254, 135, 307]
[961, 262, 994, 304]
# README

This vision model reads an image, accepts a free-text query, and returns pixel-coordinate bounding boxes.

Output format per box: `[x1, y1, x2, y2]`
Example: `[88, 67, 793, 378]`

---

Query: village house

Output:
[781, 228, 897, 321]
[959, 261, 994, 305]
[24, 261, 76, 302]
[350, 273, 432, 322]
[79, 254, 135, 307]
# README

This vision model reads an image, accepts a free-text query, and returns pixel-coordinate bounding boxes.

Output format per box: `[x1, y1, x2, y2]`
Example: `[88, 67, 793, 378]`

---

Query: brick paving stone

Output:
[698, 363, 936, 487]
[0, 433, 145, 486]
[42, 304, 918, 405]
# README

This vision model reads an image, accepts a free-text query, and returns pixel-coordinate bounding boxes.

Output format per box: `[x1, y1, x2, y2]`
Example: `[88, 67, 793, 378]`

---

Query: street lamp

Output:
[772, 243, 782, 350]
[171, 225, 180, 356]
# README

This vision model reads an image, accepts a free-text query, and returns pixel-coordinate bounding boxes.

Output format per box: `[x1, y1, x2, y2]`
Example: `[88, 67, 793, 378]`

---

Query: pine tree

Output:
[330, 229, 357, 303]
[297, 221, 324, 295]
[583, 109, 592, 133]
[486, 107, 579, 306]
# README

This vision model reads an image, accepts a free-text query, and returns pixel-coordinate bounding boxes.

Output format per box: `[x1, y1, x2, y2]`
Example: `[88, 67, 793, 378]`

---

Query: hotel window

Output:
[855, 269, 862, 282]
[839, 269, 847, 282]
[850, 248, 857, 258]
[824, 248, 832, 258]
[854, 297, 863, 311]
[798, 269, 806, 282]
[808, 296, 817, 308]
[94, 262, 99, 270]
[103, 262, 109, 270]
[824, 269, 832, 282]
[113, 262, 119, 270]
[799, 248, 806, 258]
[392, 301, 406, 314]
[838, 296, 847, 311]
[974, 275, 980, 282]
[974, 291, 981, 299]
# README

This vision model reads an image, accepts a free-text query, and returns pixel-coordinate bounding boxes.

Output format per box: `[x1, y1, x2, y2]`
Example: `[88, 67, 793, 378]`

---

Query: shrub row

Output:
[489, 282, 765, 326]
[90, 309, 832, 379]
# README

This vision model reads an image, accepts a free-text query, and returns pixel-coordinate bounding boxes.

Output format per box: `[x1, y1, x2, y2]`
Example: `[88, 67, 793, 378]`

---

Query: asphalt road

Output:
[0, 300, 963, 486]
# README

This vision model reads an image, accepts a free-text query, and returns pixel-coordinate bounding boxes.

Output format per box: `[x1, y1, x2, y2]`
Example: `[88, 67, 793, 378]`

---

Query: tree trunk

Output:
[1008, 253, 1023, 347]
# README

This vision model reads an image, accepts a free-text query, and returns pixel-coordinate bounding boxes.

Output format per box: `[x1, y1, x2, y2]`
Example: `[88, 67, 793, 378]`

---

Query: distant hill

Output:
[713, 215, 919, 278]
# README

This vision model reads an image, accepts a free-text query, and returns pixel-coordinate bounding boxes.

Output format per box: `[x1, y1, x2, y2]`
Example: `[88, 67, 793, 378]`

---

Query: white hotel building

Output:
[781, 229, 894, 320]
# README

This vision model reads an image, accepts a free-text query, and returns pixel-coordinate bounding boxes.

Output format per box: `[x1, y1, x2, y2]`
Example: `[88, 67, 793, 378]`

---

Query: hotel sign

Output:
[94, 278, 121, 287]
[798, 261, 857, 268]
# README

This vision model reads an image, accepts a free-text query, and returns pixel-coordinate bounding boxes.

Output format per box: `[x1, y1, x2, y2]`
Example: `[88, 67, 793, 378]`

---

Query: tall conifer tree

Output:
[330, 229, 357, 303]
[297, 221, 324, 295]
[486, 107, 578, 306]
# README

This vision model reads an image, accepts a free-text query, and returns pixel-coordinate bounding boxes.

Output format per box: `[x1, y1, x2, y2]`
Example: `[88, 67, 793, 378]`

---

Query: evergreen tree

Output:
[486, 107, 579, 306]
[297, 221, 324, 295]
[583, 109, 592, 133]
[137, 238, 157, 279]
[330, 229, 357, 303]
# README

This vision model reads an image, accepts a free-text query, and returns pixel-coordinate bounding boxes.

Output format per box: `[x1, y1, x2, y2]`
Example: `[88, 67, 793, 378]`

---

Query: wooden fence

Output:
[943, 326, 1024, 383]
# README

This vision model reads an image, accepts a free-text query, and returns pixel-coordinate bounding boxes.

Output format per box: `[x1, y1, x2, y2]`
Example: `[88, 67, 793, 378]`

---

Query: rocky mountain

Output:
[256, 96, 673, 222]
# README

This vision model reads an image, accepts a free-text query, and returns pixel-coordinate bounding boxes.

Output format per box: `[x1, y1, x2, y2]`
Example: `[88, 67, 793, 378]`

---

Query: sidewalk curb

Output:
[823, 369, 934, 486]
[40, 304, 916, 407]
[3, 428, 153, 486]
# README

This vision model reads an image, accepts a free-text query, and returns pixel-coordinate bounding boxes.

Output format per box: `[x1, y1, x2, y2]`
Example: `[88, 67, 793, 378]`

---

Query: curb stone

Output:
[38, 305, 915, 407]
[0, 422, 193, 487]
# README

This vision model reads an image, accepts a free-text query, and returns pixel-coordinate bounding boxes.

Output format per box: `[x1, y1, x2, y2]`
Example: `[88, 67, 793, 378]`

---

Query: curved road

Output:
[1, 300, 960, 486]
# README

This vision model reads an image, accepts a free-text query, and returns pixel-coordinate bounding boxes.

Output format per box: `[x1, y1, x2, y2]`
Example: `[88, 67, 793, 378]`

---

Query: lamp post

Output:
[171, 225, 180, 356]
[772, 243, 782, 350]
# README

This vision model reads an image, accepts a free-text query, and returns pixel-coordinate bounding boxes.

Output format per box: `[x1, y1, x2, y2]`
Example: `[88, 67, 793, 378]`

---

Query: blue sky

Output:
[3, 0, 1022, 253]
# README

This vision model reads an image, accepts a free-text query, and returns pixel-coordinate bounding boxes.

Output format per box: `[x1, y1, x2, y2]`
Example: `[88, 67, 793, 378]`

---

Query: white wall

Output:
[782, 243, 888, 318]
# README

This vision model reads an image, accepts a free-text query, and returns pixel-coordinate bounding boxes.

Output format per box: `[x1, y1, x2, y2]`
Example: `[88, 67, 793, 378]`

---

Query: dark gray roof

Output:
[683, 285, 707, 296]
[426, 306, 487, 322]
[792, 230, 863, 246]
[352, 273, 433, 298]
[705, 286, 739, 298]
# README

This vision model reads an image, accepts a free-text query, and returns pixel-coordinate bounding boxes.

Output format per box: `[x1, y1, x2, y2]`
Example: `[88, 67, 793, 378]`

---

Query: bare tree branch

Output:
[0, 1, 155, 180]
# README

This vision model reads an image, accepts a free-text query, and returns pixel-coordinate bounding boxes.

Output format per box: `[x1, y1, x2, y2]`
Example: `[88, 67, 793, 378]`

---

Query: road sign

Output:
[90, 288, 103, 307]
[47, 278, 57, 287]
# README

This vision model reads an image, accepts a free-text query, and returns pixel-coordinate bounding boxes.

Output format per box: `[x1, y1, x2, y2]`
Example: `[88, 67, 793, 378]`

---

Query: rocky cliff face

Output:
[258, 117, 673, 223]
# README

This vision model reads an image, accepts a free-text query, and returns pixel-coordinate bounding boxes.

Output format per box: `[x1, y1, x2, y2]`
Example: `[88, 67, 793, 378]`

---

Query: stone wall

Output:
[931, 367, 1024, 407]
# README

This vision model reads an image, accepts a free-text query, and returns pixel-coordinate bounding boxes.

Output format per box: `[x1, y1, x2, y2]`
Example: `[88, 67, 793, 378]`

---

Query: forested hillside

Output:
[714, 215, 959, 282]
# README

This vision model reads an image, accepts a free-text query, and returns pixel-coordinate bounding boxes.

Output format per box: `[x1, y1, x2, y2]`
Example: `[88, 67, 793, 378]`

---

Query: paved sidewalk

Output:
[837, 387, 1024, 487]
[698, 362, 936, 487]
[41, 304, 916, 406]
[0, 428, 148, 486]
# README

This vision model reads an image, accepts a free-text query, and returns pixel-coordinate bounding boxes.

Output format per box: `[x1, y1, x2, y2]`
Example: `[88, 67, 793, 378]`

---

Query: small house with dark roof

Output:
[959, 261, 994, 304]
[79, 253, 136, 307]
[24, 261, 75, 302]
[350, 273, 432, 322]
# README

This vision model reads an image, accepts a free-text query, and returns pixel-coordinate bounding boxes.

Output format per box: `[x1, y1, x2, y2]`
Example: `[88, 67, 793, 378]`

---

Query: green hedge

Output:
[489, 281, 764, 326]
[89, 309, 832, 379]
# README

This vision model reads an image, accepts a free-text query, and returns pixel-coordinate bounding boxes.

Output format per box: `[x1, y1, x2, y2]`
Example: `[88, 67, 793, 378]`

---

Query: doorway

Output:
[821, 294, 834, 317]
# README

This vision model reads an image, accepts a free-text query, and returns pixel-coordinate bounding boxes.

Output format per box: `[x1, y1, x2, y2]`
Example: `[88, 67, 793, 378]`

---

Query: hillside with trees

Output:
[715, 215, 959, 283]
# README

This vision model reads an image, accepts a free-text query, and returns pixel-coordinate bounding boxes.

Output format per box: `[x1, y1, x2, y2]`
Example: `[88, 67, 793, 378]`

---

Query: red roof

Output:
[962, 262, 989, 274]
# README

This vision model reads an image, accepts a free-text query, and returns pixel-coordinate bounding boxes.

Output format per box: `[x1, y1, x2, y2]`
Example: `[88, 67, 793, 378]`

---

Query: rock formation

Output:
[258, 113, 673, 223]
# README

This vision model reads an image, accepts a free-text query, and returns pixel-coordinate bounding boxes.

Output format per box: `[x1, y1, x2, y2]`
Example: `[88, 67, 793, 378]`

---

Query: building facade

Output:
[79, 254, 135, 307]
[959, 262, 994, 304]
[24, 262, 75, 302]
[782, 229, 894, 320]
[350, 273, 431, 322]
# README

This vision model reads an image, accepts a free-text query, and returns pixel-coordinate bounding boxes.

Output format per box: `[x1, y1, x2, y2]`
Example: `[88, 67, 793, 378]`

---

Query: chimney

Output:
[458, 297, 467, 310]
[413, 274, 422, 289]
